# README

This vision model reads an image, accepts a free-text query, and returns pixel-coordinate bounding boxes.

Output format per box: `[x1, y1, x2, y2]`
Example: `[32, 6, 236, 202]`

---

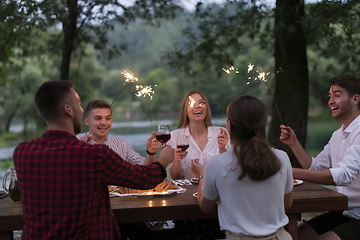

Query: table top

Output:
[0, 181, 348, 230]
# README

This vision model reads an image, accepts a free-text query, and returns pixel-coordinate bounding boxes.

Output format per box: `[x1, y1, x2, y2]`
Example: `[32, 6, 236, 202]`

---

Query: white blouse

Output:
[167, 126, 229, 179]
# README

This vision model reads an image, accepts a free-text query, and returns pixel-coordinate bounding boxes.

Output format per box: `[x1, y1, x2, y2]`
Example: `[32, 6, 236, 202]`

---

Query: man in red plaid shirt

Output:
[13, 80, 173, 240]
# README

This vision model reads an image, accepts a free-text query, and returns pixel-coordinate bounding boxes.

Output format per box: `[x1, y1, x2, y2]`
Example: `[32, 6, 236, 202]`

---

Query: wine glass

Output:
[176, 135, 189, 151]
[156, 124, 171, 146]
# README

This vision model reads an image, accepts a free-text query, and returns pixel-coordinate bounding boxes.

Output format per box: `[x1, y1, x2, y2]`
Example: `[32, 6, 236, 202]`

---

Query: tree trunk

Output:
[268, 0, 309, 167]
[60, 0, 79, 80]
[5, 112, 16, 132]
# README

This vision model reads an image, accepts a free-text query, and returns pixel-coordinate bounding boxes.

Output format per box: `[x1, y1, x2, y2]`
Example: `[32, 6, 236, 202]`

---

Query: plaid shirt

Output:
[13, 130, 166, 240]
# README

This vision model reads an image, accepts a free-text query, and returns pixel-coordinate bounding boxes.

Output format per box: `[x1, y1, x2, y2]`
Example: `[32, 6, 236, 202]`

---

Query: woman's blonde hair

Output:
[178, 90, 213, 128]
[227, 94, 281, 181]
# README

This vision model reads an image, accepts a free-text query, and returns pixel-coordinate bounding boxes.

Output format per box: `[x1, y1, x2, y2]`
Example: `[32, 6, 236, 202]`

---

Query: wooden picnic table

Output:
[0, 181, 347, 240]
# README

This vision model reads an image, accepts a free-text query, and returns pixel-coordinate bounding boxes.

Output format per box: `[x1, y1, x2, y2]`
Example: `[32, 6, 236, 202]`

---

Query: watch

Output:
[146, 149, 156, 155]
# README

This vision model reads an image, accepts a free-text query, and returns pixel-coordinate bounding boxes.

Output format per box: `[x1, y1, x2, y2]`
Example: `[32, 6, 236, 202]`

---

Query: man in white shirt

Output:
[77, 99, 161, 165]
[280, 75, 360, 240]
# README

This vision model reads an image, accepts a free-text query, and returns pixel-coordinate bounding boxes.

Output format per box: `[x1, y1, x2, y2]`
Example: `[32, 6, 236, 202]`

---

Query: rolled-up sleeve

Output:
[330, 144, 360, 186]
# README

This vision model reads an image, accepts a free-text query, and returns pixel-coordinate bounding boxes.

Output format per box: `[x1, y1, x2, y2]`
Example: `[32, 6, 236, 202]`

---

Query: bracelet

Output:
[146, 149, 156, 155]
[198, 176, 204, 181]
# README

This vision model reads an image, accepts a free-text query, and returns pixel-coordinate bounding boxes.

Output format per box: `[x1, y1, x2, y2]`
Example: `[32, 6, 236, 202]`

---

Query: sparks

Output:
[135, 85, 156, 100]
[222, 65, 238, 74]
[256, 72, 270, 82]
[246, 63, 284, 124]
[247, 63, 254, 73]
[122, 71, 139, 83]
[188, 96, 196, 110]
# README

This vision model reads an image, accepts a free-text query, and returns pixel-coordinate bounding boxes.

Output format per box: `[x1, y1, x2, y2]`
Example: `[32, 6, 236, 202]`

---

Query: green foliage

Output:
[305, 120, 340, 156]
[0, 159, 14, 170]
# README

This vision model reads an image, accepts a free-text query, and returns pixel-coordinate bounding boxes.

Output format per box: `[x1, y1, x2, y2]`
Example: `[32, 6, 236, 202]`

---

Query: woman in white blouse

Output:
[167, 90, 229, 180]
[167, 90, 229, 240]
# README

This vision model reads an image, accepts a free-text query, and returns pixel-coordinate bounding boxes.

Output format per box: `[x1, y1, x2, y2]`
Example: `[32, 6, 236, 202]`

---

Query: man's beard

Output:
[73, 117, 82, 135]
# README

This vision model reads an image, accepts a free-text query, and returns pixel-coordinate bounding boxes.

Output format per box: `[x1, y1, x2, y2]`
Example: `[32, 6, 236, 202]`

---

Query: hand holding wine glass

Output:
[156, 124, 171, 147]
[177, 135, 189, 152]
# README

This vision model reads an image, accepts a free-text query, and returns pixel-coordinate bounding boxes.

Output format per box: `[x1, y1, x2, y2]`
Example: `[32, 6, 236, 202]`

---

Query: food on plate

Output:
[118, 179, 178, 194]
[293, 179, 304, 186]
[108, 185, 117, 192]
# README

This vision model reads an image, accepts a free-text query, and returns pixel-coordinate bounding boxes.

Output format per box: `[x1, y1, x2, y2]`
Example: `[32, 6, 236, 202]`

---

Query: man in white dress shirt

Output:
[280, 75, 360, 240]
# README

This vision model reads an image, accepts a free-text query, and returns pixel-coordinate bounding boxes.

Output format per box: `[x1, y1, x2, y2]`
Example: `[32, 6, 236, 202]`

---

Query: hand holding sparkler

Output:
[247, 63, 284, 124]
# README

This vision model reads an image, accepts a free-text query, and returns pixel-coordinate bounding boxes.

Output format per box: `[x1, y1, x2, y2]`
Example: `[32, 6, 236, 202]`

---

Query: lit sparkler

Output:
[188, 96, 196, 110]
[222, 65, 239, 115]
[87, 70, 139, 138]
[110, 70, 139, 106]
[135, 84, 157, 122]
[247, 63, 284, 124]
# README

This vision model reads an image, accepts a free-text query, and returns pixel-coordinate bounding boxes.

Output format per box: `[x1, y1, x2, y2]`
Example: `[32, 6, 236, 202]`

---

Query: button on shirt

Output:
[76, 132, 146, 165]
[310, 115, 360, 218]
[167, 126, 229, 179]
[13, 130, 166, 240]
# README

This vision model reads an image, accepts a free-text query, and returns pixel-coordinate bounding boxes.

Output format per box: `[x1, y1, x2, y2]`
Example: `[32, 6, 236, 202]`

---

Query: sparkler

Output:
[110, 70, 139, 106]
[222, 66, 239, 115]
[247, 63, 284, 124]
[87, 70, 139, 139]
[188, 96, 196, 109]
[135, 84, 156, 122]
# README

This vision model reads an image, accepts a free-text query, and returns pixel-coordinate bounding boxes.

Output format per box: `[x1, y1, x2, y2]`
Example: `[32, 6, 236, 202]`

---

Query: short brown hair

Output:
[35, 80, 74, 121]
[330, 75, 360, 109]
[84, 100, 112, 117]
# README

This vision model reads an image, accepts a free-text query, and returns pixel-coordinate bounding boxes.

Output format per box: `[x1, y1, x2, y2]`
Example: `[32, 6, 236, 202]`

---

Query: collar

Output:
[183, 126, 212, 139]
[43, 130, 77, 139]
[341, 115, 360, 138]
[87, 132, 108, 145]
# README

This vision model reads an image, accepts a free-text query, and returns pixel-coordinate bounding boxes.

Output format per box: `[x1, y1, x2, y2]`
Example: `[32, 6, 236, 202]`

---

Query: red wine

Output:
[9, 180, 21, 203]
[177, 144, 189, 151]
[156, 134, 171, 145]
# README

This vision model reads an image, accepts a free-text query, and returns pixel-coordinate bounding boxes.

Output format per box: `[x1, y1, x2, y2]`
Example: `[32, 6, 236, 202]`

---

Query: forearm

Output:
[197, 177, 216, 213]
[289, 140, 313, 169]
[293, 168, 335, 185]
[169, 161, 182, 179]
[284, 191, 293, 210]
[144, 155, 155, 165]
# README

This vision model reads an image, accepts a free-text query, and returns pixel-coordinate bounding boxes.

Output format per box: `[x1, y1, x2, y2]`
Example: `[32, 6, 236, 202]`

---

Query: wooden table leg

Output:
[0, 231, 14, 240]
[285, 213, 299, 240]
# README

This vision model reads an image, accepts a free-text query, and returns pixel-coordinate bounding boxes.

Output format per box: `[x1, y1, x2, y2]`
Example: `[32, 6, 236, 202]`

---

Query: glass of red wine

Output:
[156, 124, 171, 146]
[177, 135, 189, 151]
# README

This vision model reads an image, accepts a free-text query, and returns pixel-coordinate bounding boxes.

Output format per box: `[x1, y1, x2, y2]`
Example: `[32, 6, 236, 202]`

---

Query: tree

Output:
[0, 0, 41, 82]
[32, 0, 182, 80]
[163, 0, 360, 166]
[266, 0, 309, 167]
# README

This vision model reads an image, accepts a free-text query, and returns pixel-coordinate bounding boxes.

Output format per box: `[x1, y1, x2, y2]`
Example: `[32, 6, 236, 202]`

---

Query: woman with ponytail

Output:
[191, 94, 293, 240]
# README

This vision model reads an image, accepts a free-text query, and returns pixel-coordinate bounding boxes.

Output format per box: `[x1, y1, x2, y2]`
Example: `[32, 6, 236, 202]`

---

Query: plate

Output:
[293, 179, 303, 186]
[193, 192, 198, 198]
[190, 178, 199, 184]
